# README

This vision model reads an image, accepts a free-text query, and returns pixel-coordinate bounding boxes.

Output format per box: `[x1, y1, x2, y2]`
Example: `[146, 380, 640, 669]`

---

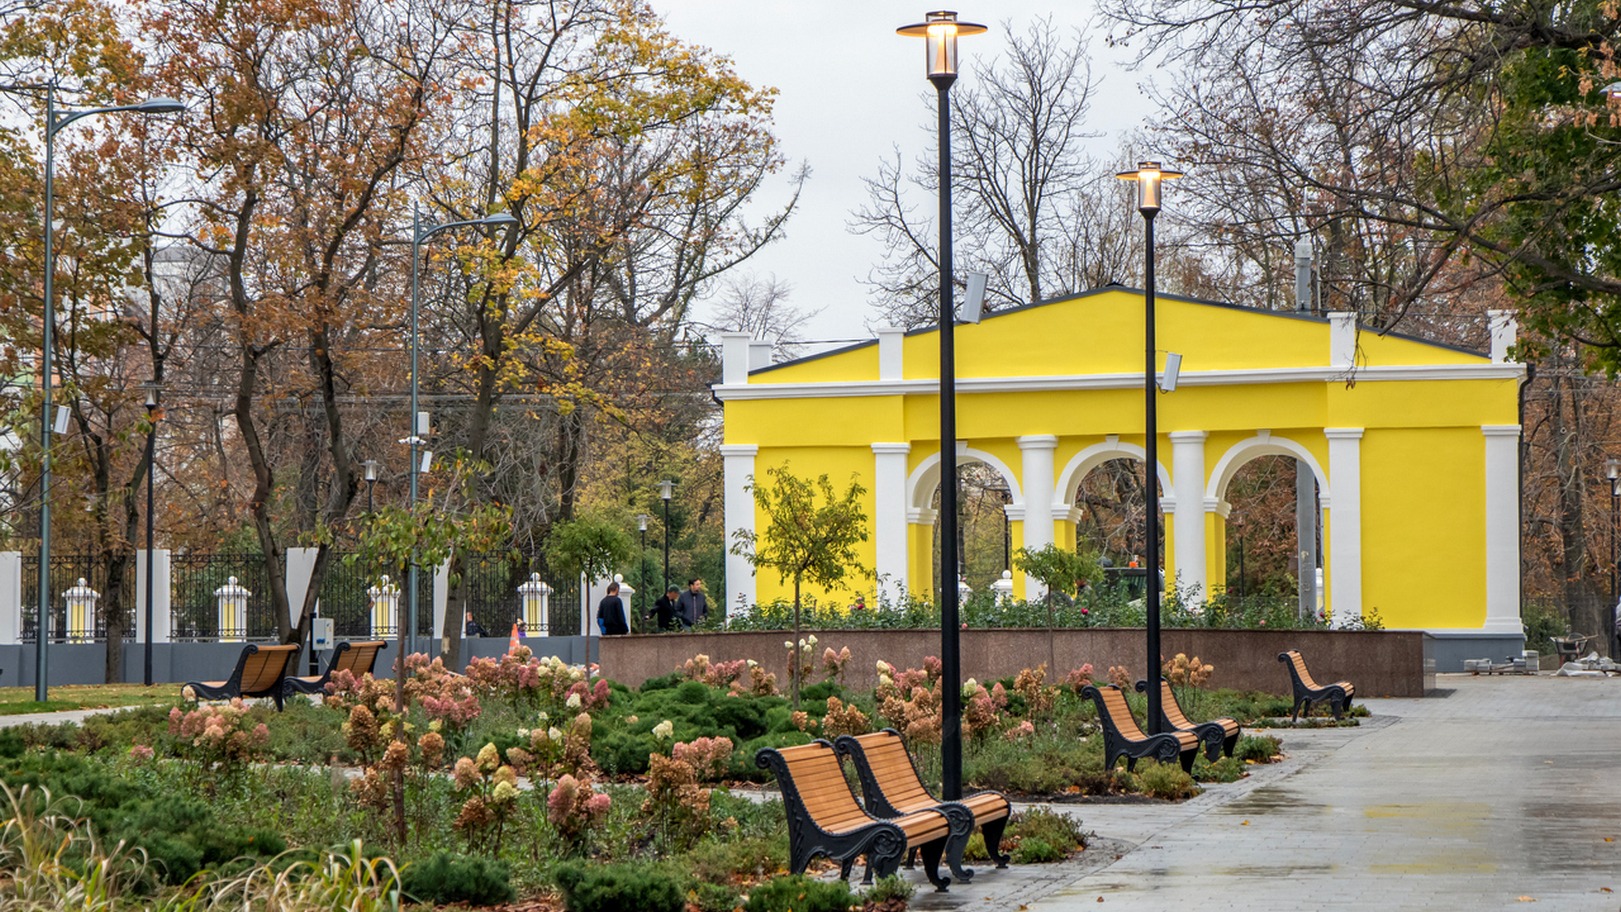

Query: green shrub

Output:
[686, 833, 788, 883]
[553, 860, 685, 912]
[401, 850, 515, 906]
[1196, 755, 1247, 783]
[1006, 807, 1087, 857]
[641, 671, 683, 692]
[1233, 734, 1282, 763]
[798, 680, 843, 704]
[692, 880, 743, 912]
[0, 728, 23, 759]
[744, 874, 855, 912]
[864, 873, 914, 905]
[1132, 760, 1199, 800]
[674, 680, 713, 704]
[0, 752, 284, 885]
[1012, 836, 1063, 863]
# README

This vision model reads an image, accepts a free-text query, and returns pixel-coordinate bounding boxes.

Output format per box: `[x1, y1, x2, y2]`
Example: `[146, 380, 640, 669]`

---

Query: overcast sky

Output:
[652, 2, 1152, 350]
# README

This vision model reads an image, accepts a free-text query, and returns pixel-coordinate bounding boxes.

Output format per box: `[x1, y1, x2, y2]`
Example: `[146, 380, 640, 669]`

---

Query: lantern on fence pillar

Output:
[64, 578, 98, 644]
[519, 572, 551, 636]
[214, 575, 250, 643]
[368, 575, 400, 639]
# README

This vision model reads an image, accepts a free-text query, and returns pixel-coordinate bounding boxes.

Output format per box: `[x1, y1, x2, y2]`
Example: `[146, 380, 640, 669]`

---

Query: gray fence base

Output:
[0, 636, 591, 688]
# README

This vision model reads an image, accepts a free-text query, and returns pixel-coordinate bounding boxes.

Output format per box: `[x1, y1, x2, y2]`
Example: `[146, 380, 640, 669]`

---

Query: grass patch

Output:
[0, 684, 177, 715]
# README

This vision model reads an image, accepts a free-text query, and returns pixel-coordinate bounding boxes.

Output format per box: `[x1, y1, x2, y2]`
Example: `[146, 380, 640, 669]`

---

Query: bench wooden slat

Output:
[834, 728, 1013, 883]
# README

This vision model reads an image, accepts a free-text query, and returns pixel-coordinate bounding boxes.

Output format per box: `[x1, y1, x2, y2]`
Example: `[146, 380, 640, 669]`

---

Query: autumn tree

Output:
[144, 0, 463, 645]
[731, 465, 869, 707]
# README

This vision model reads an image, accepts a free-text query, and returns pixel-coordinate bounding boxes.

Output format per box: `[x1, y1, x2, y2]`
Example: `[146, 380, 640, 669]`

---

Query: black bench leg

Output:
[982, 816, 1011, 868]
[1179, 749, 1196, 773]
[859, 859, 873, 885]
[918, 837, 951, 892]
[843, 857, 858, 882]
[904, 845, 916, 869]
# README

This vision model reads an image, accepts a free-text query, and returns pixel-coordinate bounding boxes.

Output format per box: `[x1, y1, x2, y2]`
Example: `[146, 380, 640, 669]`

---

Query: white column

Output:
[135, 549, 172, 645]
[0, 551, 20, 645]
[721, 444, 759, 616]
[872, 443, 911, 604]
[1325, 428, 1364, 626]
[432, 559, 450, 641]
[1017, 435, 1057, 600]
[1170, 431, 1209, 603]
[1488, 311, 1518, 364]
[720, 333, 752, 384]
[1482, 425, 1522, 633]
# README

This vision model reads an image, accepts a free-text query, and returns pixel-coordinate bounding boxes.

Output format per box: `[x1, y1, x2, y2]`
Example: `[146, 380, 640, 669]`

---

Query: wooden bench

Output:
[1081, 683, 1201, 773]
[1277, 649, 1355, 721]
[834, 729, 1010, 883]
[184, 644, 300, 712]
[1134, 678, 1241, 761]
[283, 640, 386, 699]
[756, 740, 953, 891]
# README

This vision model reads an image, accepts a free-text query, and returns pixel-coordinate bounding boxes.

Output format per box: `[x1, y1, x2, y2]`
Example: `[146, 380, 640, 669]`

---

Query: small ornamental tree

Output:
[1013, 543, 1102, 629]
[544, 512, 634, 586]
[731, 464, 870, 707]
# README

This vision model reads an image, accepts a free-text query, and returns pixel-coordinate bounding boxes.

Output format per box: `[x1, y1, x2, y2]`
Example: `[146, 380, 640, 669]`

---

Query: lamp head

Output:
[637, 513, 649, 531]
[1116, 160, 1184, 214]
[1607, 457, 1620, 481]
[141, 380, 161, 409]
[480, 212, 520, 233]
[658, 479, 675, 501]
[363, 459, 379, 482]
[135, 97, 186, 115]
[898, 11, 986, 82]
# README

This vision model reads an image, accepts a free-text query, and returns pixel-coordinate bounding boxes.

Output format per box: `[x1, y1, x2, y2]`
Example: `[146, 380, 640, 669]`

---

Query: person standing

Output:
[649, 585, 681, 632]
[596, 582, 629, 636]
[677, 578, 708, 629]
[464, 611, 488, 638]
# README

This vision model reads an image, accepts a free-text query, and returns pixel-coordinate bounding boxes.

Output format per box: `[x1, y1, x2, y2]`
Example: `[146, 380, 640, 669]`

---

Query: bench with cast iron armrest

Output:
[756, 740, 953, 891]
[835, 728, 1010, 883]
[184, 643, 300, 711]
[1277, 649, 1354, 721]
[284, 639, 387, 699]
[1081, 683, 1201, 773]
[1134, 678, 1241, 761]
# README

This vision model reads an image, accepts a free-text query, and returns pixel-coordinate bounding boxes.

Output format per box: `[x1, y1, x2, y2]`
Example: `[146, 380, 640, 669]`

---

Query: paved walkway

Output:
[909, 674, 1621, 910]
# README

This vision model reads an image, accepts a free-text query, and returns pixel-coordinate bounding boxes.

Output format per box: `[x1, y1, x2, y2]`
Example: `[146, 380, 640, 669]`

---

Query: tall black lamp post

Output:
[1608, 458, 1620, 656]
[637, 514, 649, 624]
[30, 86, 184, 701]
[899, 9, 984, 801]
[1117, 160, 1182, 734]
[659, 480, 675, 591]
[141, 381, 161, 686]
[408, 207, 518, 657]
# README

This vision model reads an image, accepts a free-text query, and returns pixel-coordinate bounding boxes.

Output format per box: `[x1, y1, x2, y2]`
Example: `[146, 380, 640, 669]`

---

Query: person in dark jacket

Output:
[464, 611, 488, 637]
[596, 582, 629, 635]
[676, 578, 708, 629]
[649, 585, 681, 632]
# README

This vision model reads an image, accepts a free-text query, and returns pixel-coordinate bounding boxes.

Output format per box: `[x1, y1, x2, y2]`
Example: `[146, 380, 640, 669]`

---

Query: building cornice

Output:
[713, 363, 1528, 402]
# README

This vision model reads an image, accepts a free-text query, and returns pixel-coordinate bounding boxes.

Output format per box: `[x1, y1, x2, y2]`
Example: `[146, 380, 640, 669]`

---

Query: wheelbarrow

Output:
[1551, 634, 1593, 666]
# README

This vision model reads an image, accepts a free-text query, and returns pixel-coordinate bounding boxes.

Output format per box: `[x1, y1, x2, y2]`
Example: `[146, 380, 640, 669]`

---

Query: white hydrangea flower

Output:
[653, 719, 675, 740]
[566, 692, 582, 709]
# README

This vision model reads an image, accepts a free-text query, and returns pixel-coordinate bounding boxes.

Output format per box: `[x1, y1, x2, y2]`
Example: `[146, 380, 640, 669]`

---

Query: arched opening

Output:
[928, 464, 1012, 594]
[1221, 454, 1323, 615]
[1072, 456, 1166, 601]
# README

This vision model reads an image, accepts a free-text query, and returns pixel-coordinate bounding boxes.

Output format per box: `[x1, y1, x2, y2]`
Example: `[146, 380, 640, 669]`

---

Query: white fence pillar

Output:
[432, 559, 450, 642]
[215, 576, 250, 643]
[368, 576, 399, 638]
[991, 570, 1014, 606]
[519, 573, 551, 636]
[65, 578, 98, 643]
[0, 552, 20, 645]
[284, 546, 320, 629]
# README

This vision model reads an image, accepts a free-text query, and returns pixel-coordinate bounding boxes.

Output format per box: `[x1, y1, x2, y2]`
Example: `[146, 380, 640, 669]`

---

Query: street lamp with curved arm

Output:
[406, 208, 519, 656]
[31, 85, 185, 701]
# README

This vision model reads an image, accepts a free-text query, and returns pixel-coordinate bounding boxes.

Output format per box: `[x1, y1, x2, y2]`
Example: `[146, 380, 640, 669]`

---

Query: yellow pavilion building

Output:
[714, 287, 1526, 666]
